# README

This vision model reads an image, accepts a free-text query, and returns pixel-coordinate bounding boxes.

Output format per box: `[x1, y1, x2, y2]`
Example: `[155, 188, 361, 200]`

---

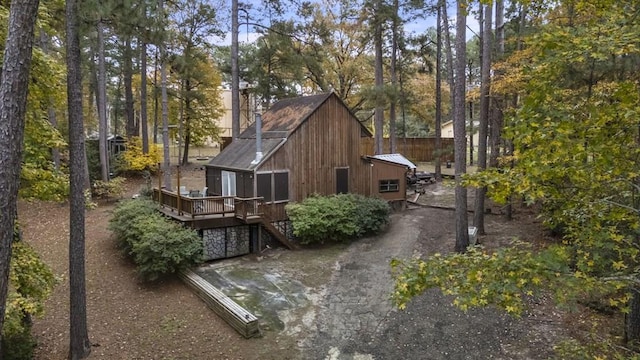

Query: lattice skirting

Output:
[261, 220, 296, 249]
[202, 226, 251, 261]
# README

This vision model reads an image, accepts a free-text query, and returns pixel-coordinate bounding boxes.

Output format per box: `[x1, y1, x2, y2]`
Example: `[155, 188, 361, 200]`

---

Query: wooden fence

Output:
[360, 137, 455, 163]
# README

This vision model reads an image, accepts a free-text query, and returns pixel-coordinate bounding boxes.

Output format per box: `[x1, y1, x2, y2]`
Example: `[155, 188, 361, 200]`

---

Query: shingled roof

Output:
[239, 93, 333, 139]
[208, 92, 368, 171]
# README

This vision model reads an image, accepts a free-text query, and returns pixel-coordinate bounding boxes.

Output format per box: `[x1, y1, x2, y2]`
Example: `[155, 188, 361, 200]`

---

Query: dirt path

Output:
[302, 207, 562, 359]
[304, 212, 422, 359]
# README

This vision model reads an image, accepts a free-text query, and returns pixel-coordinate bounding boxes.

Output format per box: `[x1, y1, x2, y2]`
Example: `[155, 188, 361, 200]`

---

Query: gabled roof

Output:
[240, 93, 332, 137]
[207, 138, 285, 171]
[208, 92, 370, 171]
[368, 153, 417, 169]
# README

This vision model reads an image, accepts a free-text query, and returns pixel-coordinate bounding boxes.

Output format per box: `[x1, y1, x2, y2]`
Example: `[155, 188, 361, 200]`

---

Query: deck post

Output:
[157, 163, 162, 205]
[177, 165, 182, 215]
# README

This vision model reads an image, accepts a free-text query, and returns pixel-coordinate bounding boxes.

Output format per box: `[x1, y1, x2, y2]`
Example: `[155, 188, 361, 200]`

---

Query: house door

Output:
[221, 170, 236, 208]
[336, 168, 349, 194]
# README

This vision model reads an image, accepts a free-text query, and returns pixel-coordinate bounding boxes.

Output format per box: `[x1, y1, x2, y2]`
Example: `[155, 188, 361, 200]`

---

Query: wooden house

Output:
[154, 93, 412, 260]
[205, 92, 373, 221]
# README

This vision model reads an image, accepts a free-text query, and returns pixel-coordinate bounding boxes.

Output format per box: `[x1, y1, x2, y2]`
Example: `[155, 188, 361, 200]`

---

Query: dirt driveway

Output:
[190, 204, 564, 359]
[299, 206, 563, 360]
[24, 177, 565, 359]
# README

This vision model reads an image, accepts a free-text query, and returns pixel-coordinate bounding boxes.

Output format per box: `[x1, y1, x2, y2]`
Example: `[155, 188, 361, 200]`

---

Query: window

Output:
[336, 168, 349, 194]
[257, 171, 289, 203]
[256, 173, 272, 202]
[221, 170, 237, 207]
[274, 172, 289, 201]
[379, 179, 400, 193]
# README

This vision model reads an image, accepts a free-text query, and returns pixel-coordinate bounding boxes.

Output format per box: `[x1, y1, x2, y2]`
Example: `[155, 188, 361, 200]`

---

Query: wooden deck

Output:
[152, 188, 263, 221]
[153, 188, 294, 249]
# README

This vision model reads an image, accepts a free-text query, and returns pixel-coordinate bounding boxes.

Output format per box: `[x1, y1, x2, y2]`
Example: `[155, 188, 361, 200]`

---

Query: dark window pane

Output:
[336, 168, 349, 194]
[379, 179, 399, 193]
[274, 172, 289, 201]
[257, 173, 272, 202]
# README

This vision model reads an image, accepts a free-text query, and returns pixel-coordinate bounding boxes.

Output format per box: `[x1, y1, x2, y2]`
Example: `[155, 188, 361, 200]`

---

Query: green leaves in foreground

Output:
[391, 242, 627, 316]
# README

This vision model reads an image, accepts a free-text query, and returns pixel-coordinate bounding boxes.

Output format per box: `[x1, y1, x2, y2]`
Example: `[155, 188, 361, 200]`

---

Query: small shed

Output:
[107, 135, 126, 157]
[366, 154, 416, 204]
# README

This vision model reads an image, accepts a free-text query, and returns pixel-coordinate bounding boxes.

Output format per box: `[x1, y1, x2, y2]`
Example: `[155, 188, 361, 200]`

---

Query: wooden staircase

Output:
[259, 214, 297, 250]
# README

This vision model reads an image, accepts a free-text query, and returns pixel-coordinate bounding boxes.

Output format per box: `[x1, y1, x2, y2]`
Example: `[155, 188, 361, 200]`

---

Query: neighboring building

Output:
[216, 86, 255, 143]
[441, 119, 480, 147]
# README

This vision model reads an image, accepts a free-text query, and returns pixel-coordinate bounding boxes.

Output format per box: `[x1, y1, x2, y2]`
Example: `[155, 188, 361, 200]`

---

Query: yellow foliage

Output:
[120, 137, 161, 172]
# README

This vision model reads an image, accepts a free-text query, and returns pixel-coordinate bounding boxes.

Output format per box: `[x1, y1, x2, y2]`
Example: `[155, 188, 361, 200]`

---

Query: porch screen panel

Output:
[257, 173, 272, 202]
[274, 172, 289, 201]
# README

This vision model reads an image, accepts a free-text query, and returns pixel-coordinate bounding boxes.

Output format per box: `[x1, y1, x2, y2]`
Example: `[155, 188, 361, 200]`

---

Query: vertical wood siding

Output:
[370, 159, 408, 201]
[259, 95, 371, 219]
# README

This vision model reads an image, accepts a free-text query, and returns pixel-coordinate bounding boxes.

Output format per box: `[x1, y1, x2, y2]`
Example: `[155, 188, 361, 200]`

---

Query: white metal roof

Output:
[371, 153, 417, 169]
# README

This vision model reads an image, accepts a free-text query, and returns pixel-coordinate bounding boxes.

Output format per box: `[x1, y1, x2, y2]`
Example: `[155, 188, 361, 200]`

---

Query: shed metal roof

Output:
[370, 154, 417, 169]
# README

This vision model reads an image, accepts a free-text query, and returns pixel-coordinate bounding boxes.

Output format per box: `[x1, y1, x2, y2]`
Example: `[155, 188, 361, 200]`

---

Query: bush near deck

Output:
[109, 199, 203, 281]
[286, 194, 391, 244]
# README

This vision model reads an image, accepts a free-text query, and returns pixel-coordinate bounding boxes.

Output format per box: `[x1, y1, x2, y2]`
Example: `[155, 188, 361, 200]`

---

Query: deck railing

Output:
[234, 197, 264, 221]
[152, 188, 263, 219]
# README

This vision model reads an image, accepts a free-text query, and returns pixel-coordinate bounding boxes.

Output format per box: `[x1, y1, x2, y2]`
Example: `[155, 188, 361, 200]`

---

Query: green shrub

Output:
[109, 199, 159, 251]
[92, 176, 126, 200]
[3, 232, 56, 360]
[286, 194, 390, 244]
[1, 326, 36, 360]
[109, 199, 202, 281]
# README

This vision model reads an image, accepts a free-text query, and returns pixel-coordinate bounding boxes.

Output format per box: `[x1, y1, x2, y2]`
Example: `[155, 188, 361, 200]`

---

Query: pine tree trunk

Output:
[434, 0, 443, 180]
[153, 49, 159, 144]
[140, 1, 149, 152]
[97, 20, 109, 182]
[141, 39, 149, 153]
[626, 288, 640, 345]
[442, 3, 455, 109]
[231, 0, 240, 140]
[0, 0, 41, 347]
[389, 0, 399, 154]
[67, 0, 92, 357]
[373, 10, 384, 155]
[160, 1, 171, 190]
[489, 0, 505, 169]
[454, 0, 469, 252]
[124, 37, 136, 138]
[474, 3, 492, 235]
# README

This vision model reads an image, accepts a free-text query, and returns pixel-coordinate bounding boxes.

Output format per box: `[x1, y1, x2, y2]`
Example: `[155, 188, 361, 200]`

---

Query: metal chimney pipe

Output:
[251, 112, 263, 164]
